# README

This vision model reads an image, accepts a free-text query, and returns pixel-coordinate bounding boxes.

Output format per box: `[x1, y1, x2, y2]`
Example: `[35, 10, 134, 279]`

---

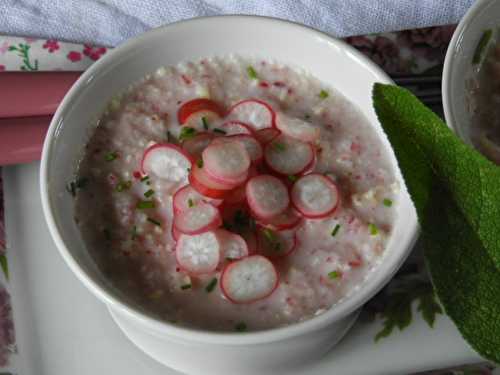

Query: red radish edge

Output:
[178, 98, 224, 125]
[221, 255, 279, 304]
[189, 164, 233, 199]
[141, 143, 193, 181]
[290, 173, 340, 218]
[226, 98, 276, 130]
[173, 202, 222, 235]
[255, 128, 281, 145]
[220, 121, 255, 136]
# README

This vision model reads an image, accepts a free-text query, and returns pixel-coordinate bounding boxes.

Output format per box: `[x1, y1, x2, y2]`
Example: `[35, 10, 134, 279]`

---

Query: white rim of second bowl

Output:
[40, 15, 418, 345]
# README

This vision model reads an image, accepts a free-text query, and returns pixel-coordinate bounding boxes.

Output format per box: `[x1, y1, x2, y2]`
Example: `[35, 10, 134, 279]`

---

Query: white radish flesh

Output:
[202, 140, 250, 184]
[264, 135, 314, 175]
[141, 143, 192, 183]
[291, 173, 340, 218]
[275, 112, 320, 142]
[176, 232, 220, 274]
[221, 255, 279, 303]
[173, 202, 222, 234]
[227, 99, 275, 130]
[246, 175, 289, 220]
[173, 185, 222, 213]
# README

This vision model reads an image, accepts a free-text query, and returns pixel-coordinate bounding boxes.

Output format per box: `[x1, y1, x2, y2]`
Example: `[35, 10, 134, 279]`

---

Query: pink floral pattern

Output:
[67, 51, 82, 62]
[83, 44, 107, 61]
[43, 39, 60, 53]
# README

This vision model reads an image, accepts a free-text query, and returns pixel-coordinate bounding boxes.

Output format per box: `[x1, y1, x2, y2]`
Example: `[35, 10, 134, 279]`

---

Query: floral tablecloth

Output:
[0, 26, 496, 375]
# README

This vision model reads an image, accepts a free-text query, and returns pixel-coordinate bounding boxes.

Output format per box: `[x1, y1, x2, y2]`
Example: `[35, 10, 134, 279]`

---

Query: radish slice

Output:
[246, 175, 289, 220]
[172, 225, 182, 241]
[202, 140, 250, 184]
[176, 232, 220, 274]
[178, 98, 224, 126]
[226, 99, 275, 130]
[228, 135, 263, 164]
[221, 255, 279, 303]
[220, 121, 254, 136]
[264, 135, 315, 176]
[173, 202, 222, 234]
[182, 132, 214, 158]
[257, 227, 297, 258]
[258, 206, 303, 231]
[275, 112, 320, 142]
[141, 143, 192, 183]
[173, 185, 223, 213]
[291, 173, 340, 218]
[255, 128, 280, 145]
[216, 229, 249, 260]
[189, 164, 233, 199]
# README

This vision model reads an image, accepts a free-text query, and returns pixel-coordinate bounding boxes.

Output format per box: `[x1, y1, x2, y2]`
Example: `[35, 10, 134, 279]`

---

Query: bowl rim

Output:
[442, 0, 491, 133]
[40, 14, 418, 345]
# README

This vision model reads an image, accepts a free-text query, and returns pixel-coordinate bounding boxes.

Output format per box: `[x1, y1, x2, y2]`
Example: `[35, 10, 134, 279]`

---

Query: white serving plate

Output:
[3, 162, 480, 375]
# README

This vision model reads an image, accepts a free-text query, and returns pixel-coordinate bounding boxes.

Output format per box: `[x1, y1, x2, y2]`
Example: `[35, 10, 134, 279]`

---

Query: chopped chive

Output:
[140, 175, 150, 182]
[273, 142, 286, 152]
[103, 228, 112, 241]
[147, 217, 161, 226]
[369, 223, 379, 236]
[213, 128, 226, 135]
[205, 278, 217, 293]
[144, 189, 155, 198]
[328, 270, 340, 279]
[202, 116, 209, 130]
[181, 284, 192, 290]
[262, 228, 277, 242]
[188, 198, 195, 208]
[179, 127, 197, 141]
[247, 66, 258, 80]
[319, 90, 329, 99]
[383, 198, 393, 207]
[288, 174, 298, 182]
[235, 322, 247, 332]
[131, 225, 138, 240]
[331, 224, 341, 237]
[187, 167, 191, 173]
[105, 151, 118, 161]
[473, 29, 493, 64]
[196, 159, 204, 168]
[116, 180, 132, 192]
[137, 200, 155, 209]
[166, 130, 176, 143]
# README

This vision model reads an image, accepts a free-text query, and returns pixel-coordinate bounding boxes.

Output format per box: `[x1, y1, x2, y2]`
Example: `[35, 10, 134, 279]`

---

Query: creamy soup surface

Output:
[72, 55, 399, 331]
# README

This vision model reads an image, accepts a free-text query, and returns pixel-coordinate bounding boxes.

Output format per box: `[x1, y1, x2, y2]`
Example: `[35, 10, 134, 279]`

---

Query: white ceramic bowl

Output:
[443, 0, 500, 140]
[40, 16, 418, 375]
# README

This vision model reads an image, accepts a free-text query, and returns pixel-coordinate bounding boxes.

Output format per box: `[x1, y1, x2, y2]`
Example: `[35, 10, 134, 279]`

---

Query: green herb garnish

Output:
[0, 254, 8, 280]
[181, 284, 192, 290]
[105, 151, 118, 161]
[116, 180, 132, 192]
[144, 189, 155, 198]
[235, 322, 247, 332]
[247, 66, 258, 80]
[262, 228, 277, 242]
[383, 198, 393, 207]
[137, 200, 155, 209]
[288, 175, 298, 182]
[205, 278, 217, 293]
[331, 224, 341, 237]
[196, 159, 204, 168]
[273, 142, 286, 152]
[213, 128, 226, 135]
[319, 90, 329, 99]
[140, 175, 150, 182]
[188, 198, 195, 208]
[147, 217, 161, 226]
[373, 83, 500, 362]
[368, 223, 378, 236]
[179, 127, 197, 141]
[473, 29, 493, 64]
[202, 116, 209, 130]
[304, 114, 311, 120]
[328, 270, 340, 279]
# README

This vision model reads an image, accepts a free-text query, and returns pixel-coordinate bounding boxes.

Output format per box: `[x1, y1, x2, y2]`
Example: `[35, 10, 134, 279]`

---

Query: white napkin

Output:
[0, 0, 474, 46]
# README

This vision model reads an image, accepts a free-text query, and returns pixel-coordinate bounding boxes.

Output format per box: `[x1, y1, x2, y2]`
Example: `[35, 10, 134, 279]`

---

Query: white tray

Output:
[3, 163, 481, 375]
